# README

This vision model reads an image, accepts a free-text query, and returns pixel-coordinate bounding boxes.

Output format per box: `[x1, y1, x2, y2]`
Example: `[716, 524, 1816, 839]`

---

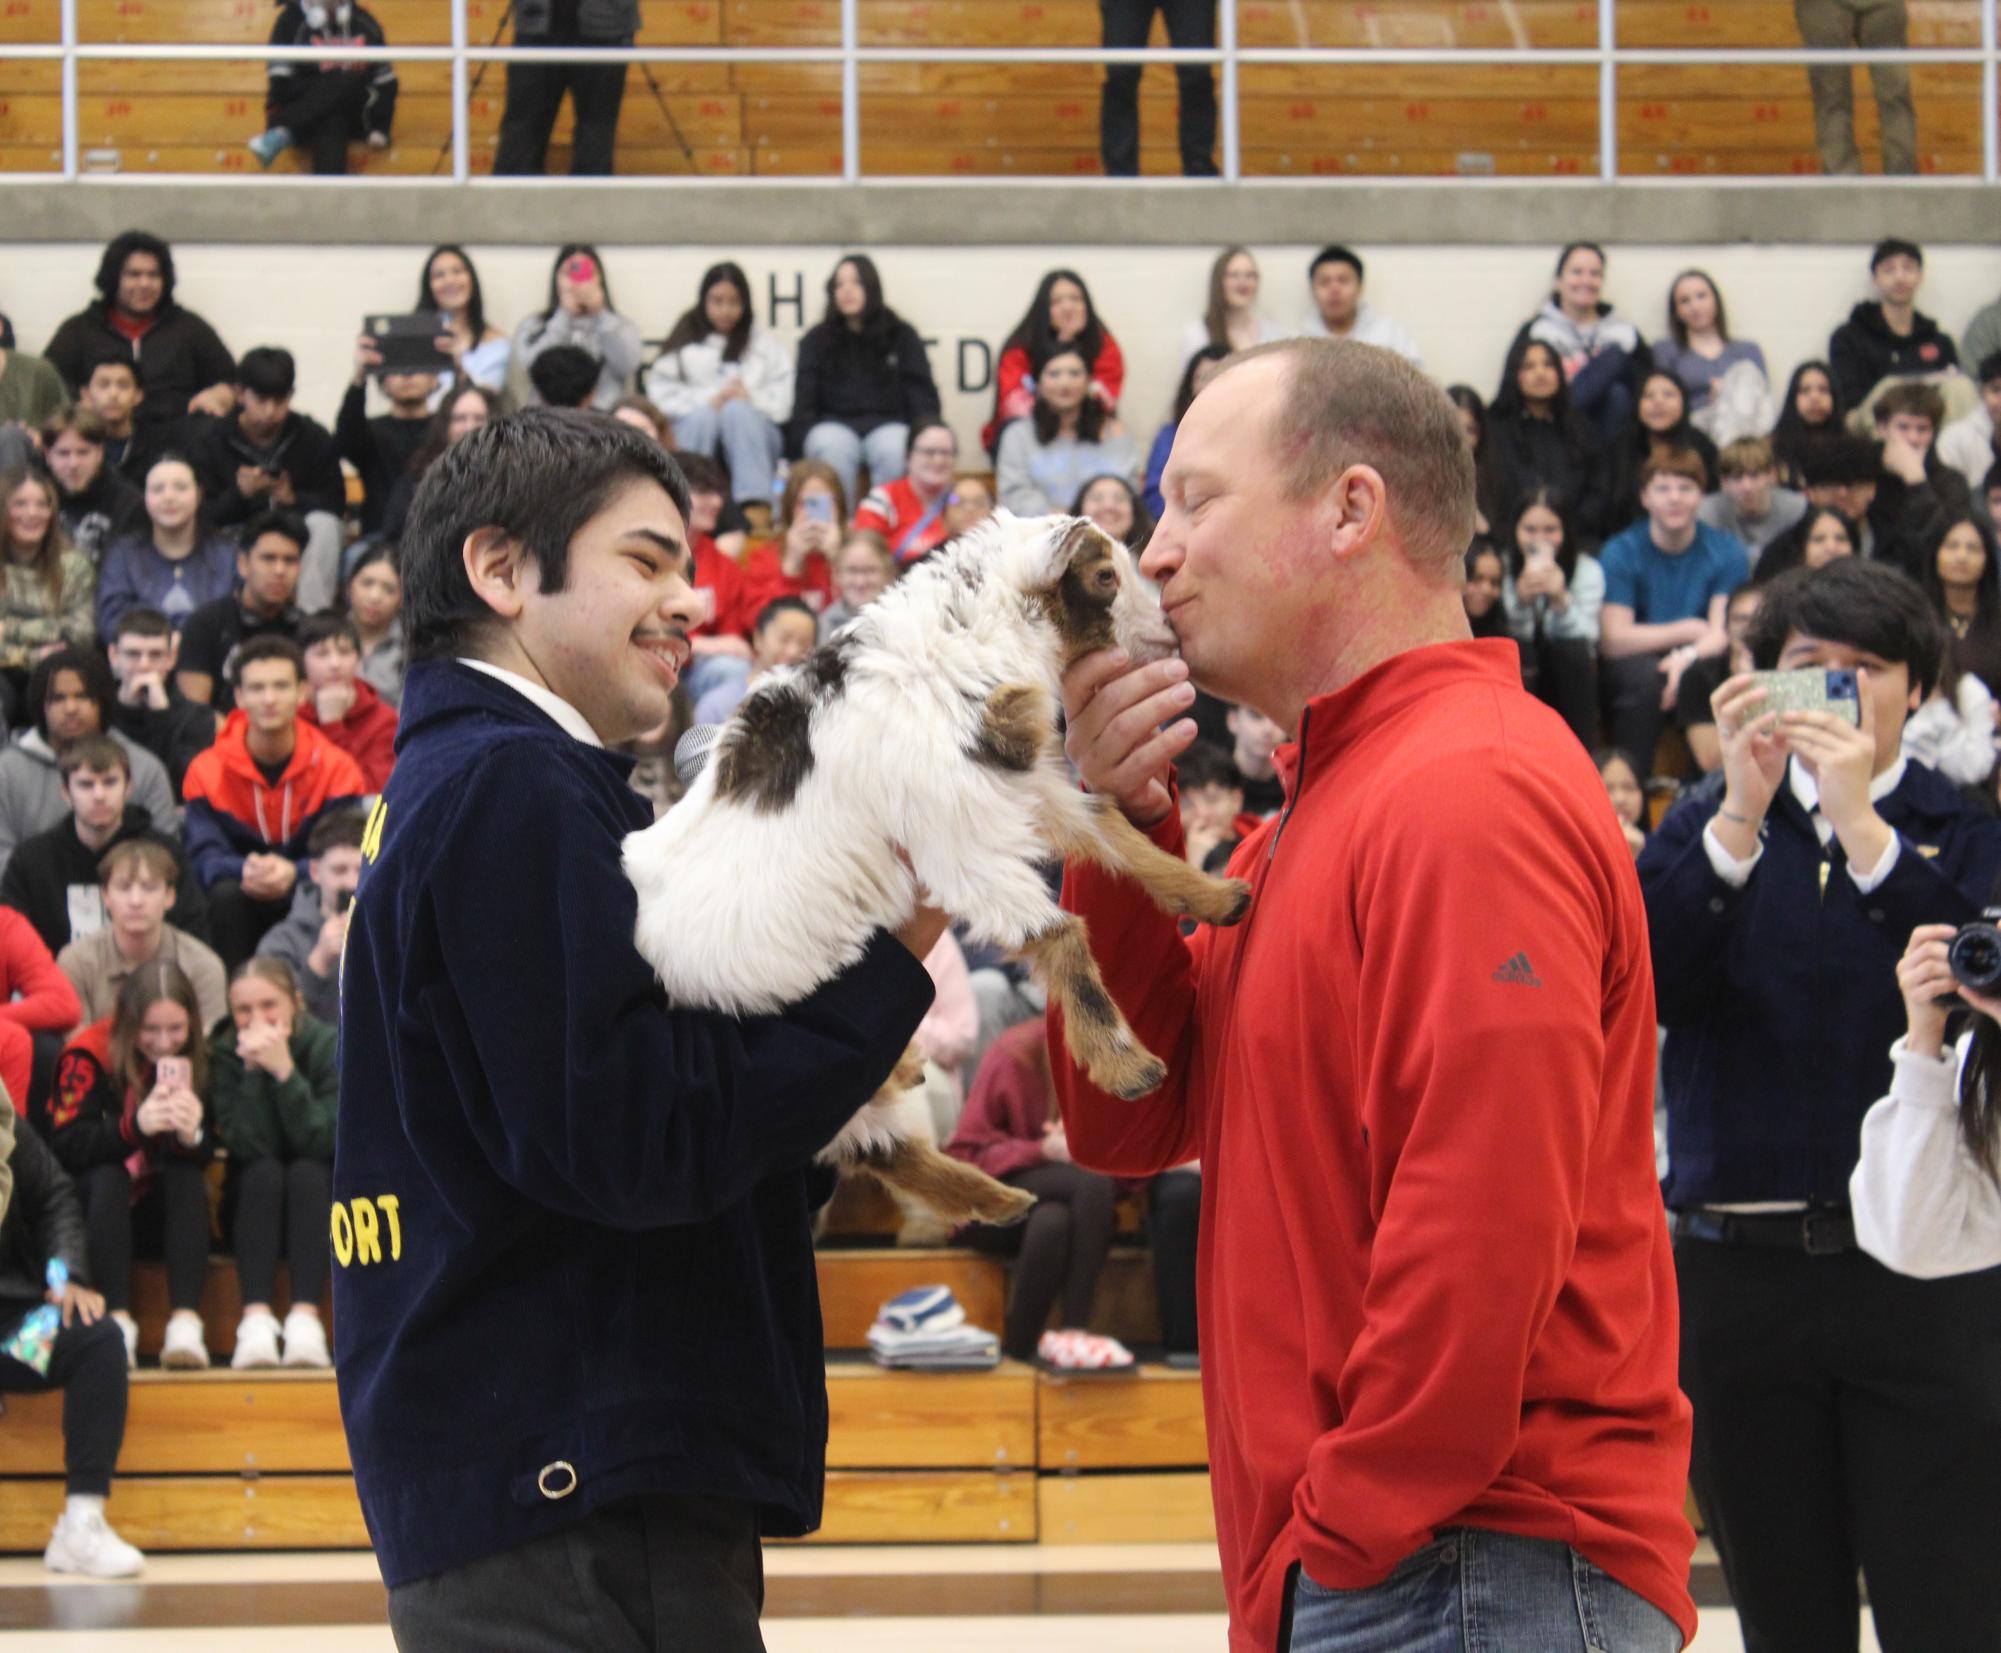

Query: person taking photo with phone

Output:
[1639, 556, 2001, 1653]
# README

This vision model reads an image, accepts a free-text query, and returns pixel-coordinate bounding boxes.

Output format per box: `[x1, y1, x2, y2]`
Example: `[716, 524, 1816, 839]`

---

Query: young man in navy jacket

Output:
[334, 408, 943, 1649]
[1640, 557, 2001, 1653]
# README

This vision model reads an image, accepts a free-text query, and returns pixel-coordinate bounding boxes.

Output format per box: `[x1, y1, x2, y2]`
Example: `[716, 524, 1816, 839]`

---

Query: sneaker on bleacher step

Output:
[246, 127, 291, 168]
[280, 1308, 330, 1369]
[110, 1311, 137, 1371]
[160, 1310, 210, 1370]
[45, 1509, 144, 1578]
[230, 1310, 281, 1370]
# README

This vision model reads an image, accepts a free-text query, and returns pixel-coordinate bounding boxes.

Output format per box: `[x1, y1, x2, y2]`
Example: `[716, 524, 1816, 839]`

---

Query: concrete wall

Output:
[3, 184, 1997, 463]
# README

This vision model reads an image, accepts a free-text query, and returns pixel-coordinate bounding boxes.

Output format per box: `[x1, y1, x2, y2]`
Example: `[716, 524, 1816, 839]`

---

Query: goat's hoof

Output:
[1096, 1049, 1168, 1101]
[1208, 878, 1253, 926]
[975, 1185, 1038, 1226]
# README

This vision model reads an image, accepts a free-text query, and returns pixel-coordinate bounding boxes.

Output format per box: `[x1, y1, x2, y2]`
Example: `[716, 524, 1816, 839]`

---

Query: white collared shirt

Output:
[457, 658, 603, 749]
[1702, 755, 1905, 893]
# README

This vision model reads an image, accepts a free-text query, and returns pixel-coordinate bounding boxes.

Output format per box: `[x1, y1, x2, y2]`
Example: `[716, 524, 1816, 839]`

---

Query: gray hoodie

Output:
[0, 730, 177, 882]
[255, 877, 340, 1028]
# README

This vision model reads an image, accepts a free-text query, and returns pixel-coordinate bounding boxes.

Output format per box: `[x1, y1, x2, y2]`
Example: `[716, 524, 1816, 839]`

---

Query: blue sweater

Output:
[333, 661, 935, 1587]
[1640, 764, 2001, 1208]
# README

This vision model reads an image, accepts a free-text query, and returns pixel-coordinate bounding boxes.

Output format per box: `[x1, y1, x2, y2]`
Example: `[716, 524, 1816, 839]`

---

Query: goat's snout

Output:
[1115, 573, 1182, 666]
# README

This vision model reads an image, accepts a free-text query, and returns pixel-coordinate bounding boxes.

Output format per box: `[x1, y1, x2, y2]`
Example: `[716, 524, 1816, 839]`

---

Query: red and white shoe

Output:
[1037, 1329, 1136, 1370]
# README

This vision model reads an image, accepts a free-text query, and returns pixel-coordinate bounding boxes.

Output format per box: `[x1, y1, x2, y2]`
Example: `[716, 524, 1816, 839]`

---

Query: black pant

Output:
[80, 1160, 209, 1314]
[274, 70, 372, 175]
[963, 1160, 1119, 1361]
[0, 1313, 129, 1495]
[387, 1491, 765, 1652]
[1148, 1169, 1199, 1357]
[1517, 633, 1600, 751]
[1675, 1235, 2001, 1653]
[207, 880, 292, 972]
[1099, 0, 1218, 177]
[494, 35, 630, 176]
[1602, 649, 1670, 778]
[228, 1158, 332, 1308]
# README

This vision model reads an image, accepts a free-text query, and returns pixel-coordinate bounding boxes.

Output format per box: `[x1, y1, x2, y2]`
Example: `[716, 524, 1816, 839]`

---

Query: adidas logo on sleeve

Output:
[1491, 952, 1544, 988]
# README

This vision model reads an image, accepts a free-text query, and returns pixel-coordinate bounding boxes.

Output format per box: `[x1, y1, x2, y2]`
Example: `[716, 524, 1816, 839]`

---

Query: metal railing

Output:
[6, 0, 1998, 185]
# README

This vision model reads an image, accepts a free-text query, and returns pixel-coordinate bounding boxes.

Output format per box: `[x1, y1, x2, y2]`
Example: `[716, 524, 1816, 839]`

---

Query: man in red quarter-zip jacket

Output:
[1051, 338, 1696, 1653]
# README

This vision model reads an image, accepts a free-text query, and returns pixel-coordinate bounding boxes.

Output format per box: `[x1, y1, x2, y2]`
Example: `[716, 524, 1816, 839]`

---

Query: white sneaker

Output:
[230, 1311, 280, 1370]
[45, 1508, 144, 1578]
[110, 1313, 137, 1371]
[159, 1312, 210, 1370]
[279, 1309, 330, 1369]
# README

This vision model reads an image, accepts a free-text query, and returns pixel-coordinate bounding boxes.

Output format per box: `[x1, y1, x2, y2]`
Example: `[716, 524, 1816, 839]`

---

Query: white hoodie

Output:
[644, 324, 796, 425]
[1853, 1034, 2001, 1277]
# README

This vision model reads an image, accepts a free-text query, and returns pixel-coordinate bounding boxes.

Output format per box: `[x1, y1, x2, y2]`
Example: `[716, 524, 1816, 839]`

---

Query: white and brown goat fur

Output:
[623, 510, 1251, 1224]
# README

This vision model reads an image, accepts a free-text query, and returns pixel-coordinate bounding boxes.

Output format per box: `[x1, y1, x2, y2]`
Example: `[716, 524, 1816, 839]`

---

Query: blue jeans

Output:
[802, 420, 908, 501]
[672, 401, 785, 505]
[1287, 1528, 1683, 1653]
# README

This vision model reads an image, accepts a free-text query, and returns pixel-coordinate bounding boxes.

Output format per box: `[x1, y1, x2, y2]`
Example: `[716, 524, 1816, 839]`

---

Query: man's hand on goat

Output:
[1061, 648, 1201, 829]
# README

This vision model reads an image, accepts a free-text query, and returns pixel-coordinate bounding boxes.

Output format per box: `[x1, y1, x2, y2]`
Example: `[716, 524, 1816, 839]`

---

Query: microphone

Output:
[674, 724, 723, 786]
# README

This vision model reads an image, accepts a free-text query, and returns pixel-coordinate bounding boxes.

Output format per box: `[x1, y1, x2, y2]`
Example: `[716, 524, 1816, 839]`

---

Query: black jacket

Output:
[334, 662, 935, 1588]
[1870, 456, 1975, 579]
[0, 804, 209, 956]
[185, 409, 345, 526]
[41, 303, 236, 438]
[56, 466, 145, 564]
[335, 383, 429, 536]
[1640, 763, 2001, 1207]
[789, 319, 941, 451]
[1829, 302, 1961, 411]
[111, 691, 220, 804]
[1486, 409, 1614, 542]
[0, 1126, 88, 1309]
[266, 3, 398, 137]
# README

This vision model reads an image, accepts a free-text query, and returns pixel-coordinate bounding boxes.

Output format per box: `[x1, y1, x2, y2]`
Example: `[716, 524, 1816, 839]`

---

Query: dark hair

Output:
[542, 243, 614, 321]
[1462, 540, 1509, 638]
[820, 254, 907, 347]
[110, 959, 208, 1101]
[1988, 459, 2001, 497]
[1798, 434, 1883, 489]
[41, 405, 107, 449]
[1030, 347, 1108, 445]
[1979, 352, 2001, 389]
[1591, 745, 1643, 784]
[344, 538, 399, 595]
[308, 807, 367, 858]
[1747, 558, 1942, 699]
[0, 465, 72, 609]
[1176, 740, 1243, 794]
[1959, 984, 2001, 1188]
[416, 244, 488, 340]
[236, 347, 296, 400]
[408, 383, 502, 477]
[28, 645, 116, 740]
[1772, 360, 1849, 482]
[94, 230, 175, 310]
[674, 452, 727, 497]
[58, 732, 129, 785]
[231, 634, 306, 686]
[1446, 383, 1503, 528]
[1919, 512, 2001, 700]
[1665, 269, 1730, 352]
[402, 408, 692, 662]
[1756, 505, 1857, 581]
[754, 595, 817, 636]
[905, 418, 956, 460]
[1490, 335, 1595, 452]
[298, 611, 362, 654]
[1069, 472, 1155, 549]
[112, 605, 173, 643]
[239, 507, 308, 555]
[1551, 241, 1609, 310]
[1173, 344, 1232, 426]
[660, 261, 754, 364]
[1001, 269, 1107, 375]
[1201, 246, 1256, 349]
[1871, 237, 1924, 272]
[528, 344, 601, 410]
[83, 347, 142, 388]
[1309, 244, 1365, 283]
[1874, 380, 1947, 432]
[1503, 486, 1579, 585]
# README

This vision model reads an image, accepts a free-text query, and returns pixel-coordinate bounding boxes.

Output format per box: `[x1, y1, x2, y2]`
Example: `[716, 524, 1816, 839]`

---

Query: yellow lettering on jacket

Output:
[332, 1195, 406, 1268]
[377, 1193, 402, 1261]
[352, 1197, 382, 1265]
[361, 798, 388, 866]
[331, 1201, 354, 1267]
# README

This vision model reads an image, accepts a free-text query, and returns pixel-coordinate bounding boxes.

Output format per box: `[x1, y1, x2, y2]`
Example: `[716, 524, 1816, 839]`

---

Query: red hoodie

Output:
[1052, 640, 1695, 1651]
[181, 711, 368, 887]
[690, 532, 756, 641]
[739, 542, 833, 618]
[300, 677, 397, 791]
[0, 907, 82, 1112]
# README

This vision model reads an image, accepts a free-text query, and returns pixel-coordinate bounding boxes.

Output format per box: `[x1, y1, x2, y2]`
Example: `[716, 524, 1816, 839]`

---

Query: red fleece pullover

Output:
[1052, 640, 1695, 1652]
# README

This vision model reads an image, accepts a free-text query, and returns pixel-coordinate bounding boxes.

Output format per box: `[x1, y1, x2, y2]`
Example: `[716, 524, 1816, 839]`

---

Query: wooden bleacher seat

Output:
[0, 0, 1985, 177]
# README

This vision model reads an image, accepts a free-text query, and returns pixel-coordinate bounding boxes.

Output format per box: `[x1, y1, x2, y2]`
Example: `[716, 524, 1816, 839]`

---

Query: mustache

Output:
[634, 626, 691, 643]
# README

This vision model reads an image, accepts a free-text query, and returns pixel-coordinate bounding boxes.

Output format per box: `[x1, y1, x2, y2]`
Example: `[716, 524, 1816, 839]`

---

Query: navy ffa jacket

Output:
[1640, 763, 2001, 1209]
[333, 661, 933, 1589]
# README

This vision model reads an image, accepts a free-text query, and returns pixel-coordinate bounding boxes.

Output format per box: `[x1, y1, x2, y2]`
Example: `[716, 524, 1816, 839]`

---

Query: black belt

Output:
[1675, 1209, 1857, 1255]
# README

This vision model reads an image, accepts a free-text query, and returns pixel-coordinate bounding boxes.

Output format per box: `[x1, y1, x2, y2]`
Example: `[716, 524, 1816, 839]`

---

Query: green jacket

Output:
[210, 1013, 338, 1163]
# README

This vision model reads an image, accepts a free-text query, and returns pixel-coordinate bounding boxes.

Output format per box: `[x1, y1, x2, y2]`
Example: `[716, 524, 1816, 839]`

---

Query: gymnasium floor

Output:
[0, 1544, 1879, 1649]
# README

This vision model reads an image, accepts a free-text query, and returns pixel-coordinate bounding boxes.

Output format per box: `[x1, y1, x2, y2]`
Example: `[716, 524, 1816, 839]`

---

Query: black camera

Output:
[1948, 911, 2001, 994]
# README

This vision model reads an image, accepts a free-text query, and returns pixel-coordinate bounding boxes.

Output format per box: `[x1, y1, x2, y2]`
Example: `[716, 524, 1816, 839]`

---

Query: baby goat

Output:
[624, 511, 1251, 1224]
